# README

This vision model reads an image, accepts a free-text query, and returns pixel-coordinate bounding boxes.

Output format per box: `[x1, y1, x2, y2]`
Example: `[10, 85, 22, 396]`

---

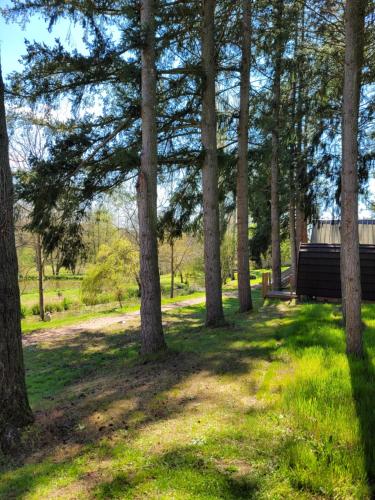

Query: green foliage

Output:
[81, 239, 139, 308]
[44, 303, 63, 313]
[20, 305, 27, 319]
[31, 304, 40, 316]
[220, 229, 236, 284]
[62, 297, 71, 311]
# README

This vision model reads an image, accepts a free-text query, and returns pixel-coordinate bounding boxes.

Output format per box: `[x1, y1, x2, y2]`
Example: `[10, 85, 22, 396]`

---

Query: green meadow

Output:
[1, 291, 374, 498]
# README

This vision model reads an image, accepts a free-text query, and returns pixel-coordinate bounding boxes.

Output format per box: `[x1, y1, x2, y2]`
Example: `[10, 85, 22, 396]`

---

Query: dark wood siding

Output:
[296, 243, 375, 300]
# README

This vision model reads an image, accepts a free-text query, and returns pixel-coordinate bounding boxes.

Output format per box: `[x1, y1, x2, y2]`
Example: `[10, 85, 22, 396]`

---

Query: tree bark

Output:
[289, 197, 297, 291]
[0, 64, 33, 444]
[295, 206, 308, 249]
[137, 0, 166, 355]
[170, 240, 174, 299]
[201, 0, 225, 326]
[237, 0, 253, 312]
[289, 62, 298, 290]
[340, 0, 366, 357]
[295, 3, 307, 251]
[36, 234, 45, 321]
[270, 0, 284, 291]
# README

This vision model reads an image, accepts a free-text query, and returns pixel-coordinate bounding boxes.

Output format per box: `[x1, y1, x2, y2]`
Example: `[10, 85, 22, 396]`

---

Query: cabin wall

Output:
[296, 243, 375, 300]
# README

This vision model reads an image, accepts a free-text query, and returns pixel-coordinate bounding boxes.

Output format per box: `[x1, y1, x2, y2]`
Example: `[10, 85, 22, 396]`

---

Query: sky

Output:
[0, 5, 374, 219]
[0, 7, 84, 78]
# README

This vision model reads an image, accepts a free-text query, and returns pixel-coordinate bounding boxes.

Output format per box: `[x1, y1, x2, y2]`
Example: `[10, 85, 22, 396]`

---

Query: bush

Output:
[176, 282, 188, 290]
[44, 303, 63, 313]
[126, 287, 140, 299]
[81, 240, 139, 308]
[20, 305, 27, 319]
[31, 304, 40, 316]
[62, 297, 71, 311]
[82, 292, 113, 306]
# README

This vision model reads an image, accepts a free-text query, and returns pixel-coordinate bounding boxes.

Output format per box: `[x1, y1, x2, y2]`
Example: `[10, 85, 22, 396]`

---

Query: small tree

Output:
[82, 239, 138, 308]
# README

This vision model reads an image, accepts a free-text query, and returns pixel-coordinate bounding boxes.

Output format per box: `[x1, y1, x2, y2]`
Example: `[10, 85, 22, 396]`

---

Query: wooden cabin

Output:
[296, 220, 375, 300]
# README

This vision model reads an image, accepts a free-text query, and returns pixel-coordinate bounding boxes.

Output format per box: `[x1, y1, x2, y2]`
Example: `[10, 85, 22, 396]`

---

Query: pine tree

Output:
[0, 64, 33, 449]
[201, 0, 225, 326]
[340, 0, 367, 357]
[237, 0, 253, 311]
[137, 0, 166, 354]
[270, 0, 284, 291]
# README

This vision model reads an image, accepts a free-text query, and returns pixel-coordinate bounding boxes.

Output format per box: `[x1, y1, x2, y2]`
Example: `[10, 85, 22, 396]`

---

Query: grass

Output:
[2, 292, 374, 498]
[223, 267, 288, 291]
[20, 273, 207, 333]
[21, 291, 207, 334]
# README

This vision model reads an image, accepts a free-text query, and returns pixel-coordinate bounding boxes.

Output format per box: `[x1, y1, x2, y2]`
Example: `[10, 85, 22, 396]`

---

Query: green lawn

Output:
[19, 273, 204, 332]
[2, 292, 373, 498]
[21, 291, 207, 334]
[19, 268, 275, 329]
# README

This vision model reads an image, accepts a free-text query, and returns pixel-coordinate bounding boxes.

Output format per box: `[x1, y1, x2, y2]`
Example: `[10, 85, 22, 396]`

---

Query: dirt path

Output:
[22, 292, 239, 347]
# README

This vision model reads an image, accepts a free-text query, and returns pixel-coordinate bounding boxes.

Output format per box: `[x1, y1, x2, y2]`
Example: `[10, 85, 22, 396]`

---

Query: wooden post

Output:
[262, 272, 271, 299]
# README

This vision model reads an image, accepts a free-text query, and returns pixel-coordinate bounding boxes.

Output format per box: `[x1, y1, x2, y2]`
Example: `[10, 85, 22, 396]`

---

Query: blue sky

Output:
[0, 9, 84, 78]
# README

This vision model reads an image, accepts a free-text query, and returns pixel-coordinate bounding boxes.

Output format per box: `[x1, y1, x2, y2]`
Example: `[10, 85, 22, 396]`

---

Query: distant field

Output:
[19, 268, 279, 333]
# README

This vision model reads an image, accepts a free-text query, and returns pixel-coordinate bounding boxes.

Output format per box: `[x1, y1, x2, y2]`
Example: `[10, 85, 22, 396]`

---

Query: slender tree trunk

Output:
[295, 2, 308, 250]
[340, 0, 366, 357]
[36, 234, 45, 321]
[201, 0, 225, 326]
[295, 207, 308, 248]
[170, 240, 174, 299]
[289, 65, 298, 290]
[237, 0, 253, 312]
[135, 273, 142, 297]
[50, 257, 56, 276]
[289, 196, 297, 291]
[270, 0, 284, 291]
[0, 64, 33, 446]
[137, 0, 166, 354]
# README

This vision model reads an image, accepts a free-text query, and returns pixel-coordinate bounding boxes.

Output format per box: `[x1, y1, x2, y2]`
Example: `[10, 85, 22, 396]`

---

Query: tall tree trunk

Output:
[237, 0, 253, 312]
[270, 0, 284, 291]
[36, 234, 45, 321]
[295, 207, 308, 248]
[170, 240, 174, 299]
[295, 1, 308, 251]
[137, 0, 166, 355]
[289, 64, 298, 290]
[340, 0, 366, 357]
[289, 199, 297, 290]
[201, 0, 225, 326]
[0, 64, 33, 446]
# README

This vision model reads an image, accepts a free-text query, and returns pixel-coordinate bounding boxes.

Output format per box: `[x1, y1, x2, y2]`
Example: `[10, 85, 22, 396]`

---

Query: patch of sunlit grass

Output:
[1, 291, 374, 499]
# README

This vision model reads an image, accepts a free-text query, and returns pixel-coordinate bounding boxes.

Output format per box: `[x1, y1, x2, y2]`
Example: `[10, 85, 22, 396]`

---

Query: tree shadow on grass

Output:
[93, 443, 259, 499]
[0, 296, 287, 498]
[7, 295, 364, 498]
[348, 326, 375, 496]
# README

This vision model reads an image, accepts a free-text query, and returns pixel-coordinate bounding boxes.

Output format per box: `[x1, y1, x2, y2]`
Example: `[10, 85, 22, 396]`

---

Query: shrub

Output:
[127, 287, 140, 299]
[44, 303, 54, 313]
[31, 304, 40, 316]
[20, 305, 27, 319]
[176, 282, 188, 290]
[81, 240, 139, 308]
[62, 297, 71, 310]
[44, 303, 63, 313]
